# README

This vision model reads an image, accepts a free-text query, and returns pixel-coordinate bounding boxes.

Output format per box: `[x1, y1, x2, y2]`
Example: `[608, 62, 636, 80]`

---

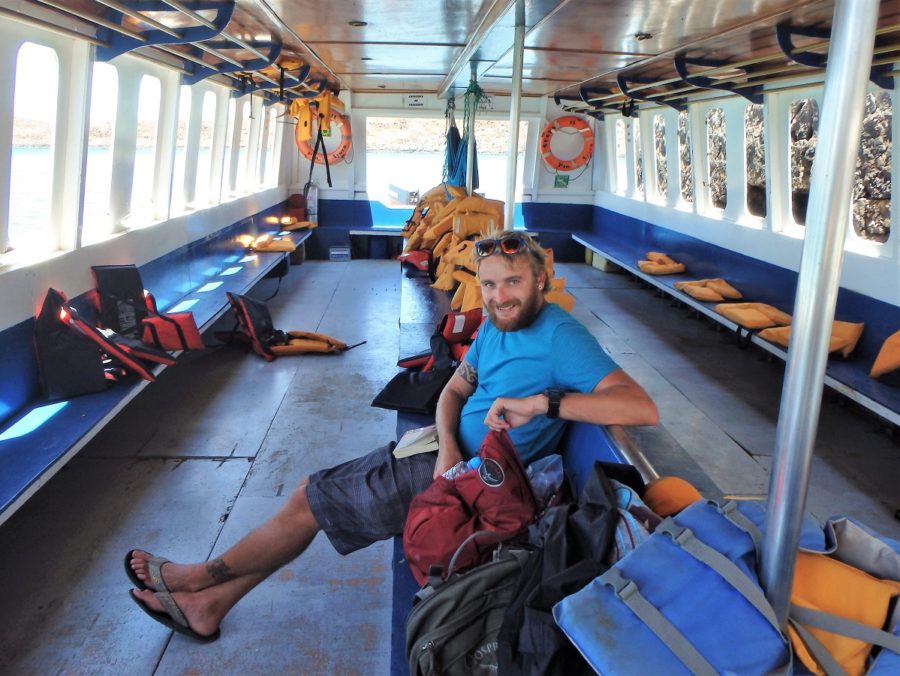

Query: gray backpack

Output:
[405, 532, 535, 675]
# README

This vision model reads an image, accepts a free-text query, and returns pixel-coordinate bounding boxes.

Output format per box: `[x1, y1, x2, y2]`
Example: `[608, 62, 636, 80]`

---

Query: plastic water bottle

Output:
[442, 456, 483, 480]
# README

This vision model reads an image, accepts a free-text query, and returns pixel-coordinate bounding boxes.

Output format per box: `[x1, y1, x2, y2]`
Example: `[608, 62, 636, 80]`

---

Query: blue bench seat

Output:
[0, 218, 311, 526]
[573, 224, 900, 427]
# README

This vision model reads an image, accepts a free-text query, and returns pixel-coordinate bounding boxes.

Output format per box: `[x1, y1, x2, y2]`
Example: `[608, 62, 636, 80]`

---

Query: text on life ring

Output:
[296, 111, 352, 165]
[539, 115, 593, 172]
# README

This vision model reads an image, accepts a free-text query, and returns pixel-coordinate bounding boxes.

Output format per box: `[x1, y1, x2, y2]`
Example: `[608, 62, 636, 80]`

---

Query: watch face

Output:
[478, 458, 505, 487]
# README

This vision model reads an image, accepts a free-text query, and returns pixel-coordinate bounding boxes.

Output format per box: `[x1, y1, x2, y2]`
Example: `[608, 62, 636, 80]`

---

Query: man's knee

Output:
[286, 479, 319, 529]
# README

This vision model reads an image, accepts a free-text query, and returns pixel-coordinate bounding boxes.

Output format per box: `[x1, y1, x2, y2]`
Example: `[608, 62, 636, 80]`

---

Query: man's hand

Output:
[484, 394, 545, 432]
[433, 447, 464, 479]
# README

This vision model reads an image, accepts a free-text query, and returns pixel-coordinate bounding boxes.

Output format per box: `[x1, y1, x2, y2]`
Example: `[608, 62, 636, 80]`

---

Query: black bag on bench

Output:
[92, 264, 204, 351]
[34, 288, 109, 400]
[91, 264, 152, 338]
[34, 289, 174, 398]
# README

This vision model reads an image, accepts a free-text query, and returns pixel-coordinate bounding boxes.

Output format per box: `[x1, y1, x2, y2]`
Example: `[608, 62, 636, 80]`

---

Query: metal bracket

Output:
[673, 54, 763, 104]
[96, 0, 236, 62]
[185, 38, 283, 86]
[617, 73, 684, 112]
[776, 22, 893, 90]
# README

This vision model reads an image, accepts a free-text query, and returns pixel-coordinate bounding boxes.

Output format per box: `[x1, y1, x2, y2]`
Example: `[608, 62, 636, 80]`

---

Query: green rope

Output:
[462, 79, 484, 140]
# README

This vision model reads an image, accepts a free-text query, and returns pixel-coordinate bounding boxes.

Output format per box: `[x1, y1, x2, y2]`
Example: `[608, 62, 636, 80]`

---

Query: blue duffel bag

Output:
[552, 500, 823, 675]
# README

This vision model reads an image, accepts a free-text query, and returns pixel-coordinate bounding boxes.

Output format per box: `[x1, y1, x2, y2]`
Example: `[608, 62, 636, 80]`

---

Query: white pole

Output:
[465, 64, 477, 196]
[760, 0, 880, 623]
[504, 0, 525, 229]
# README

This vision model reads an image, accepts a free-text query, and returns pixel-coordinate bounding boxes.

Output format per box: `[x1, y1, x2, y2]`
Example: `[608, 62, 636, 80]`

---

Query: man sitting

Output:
[127, 230, 658, 641]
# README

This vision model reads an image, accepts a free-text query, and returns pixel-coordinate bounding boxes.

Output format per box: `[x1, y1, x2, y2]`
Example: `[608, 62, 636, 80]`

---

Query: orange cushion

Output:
[646, 252, 677, 265]
[759, 321, 864, 358]
[831, 321, 865, 358]
[715, 302, 792, 330]
[870, 330, 900, 378]
[788, 551, 900, 675]
[642, 477, 703, 517]
[680, 284, 724, 302]
[705, 278, 742, 300]
[638, 260, 686, 275]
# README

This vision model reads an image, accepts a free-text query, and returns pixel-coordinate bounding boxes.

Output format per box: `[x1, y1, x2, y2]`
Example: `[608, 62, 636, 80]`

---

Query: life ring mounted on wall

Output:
[296, 110, 353, 165]
[539, 115, 594, 172]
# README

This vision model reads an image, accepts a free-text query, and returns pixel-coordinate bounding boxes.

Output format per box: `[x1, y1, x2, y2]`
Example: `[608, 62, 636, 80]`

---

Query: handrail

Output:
[92, 0, 181, 39]
[607, 425, 660, 484]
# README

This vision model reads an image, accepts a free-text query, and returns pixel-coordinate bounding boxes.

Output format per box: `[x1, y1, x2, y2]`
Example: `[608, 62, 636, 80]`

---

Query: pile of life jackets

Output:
[398, 183, 575, 313]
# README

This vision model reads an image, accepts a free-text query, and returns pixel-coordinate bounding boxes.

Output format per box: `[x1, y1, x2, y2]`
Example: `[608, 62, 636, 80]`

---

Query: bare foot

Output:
[129, 550, 213, 593]
[131, 588, 221, 639]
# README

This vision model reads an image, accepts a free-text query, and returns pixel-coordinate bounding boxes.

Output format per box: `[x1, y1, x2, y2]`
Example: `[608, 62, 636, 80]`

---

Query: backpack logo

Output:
[478, 458, 504, 487]
[466, 640, 498, 668]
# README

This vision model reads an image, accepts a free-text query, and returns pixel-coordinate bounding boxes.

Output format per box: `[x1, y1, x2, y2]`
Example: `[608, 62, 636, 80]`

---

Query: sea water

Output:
[7, 147, 523, 252]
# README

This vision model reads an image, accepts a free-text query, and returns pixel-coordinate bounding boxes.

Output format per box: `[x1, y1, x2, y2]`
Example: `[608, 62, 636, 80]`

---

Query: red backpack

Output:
[403, 430, 538, 586]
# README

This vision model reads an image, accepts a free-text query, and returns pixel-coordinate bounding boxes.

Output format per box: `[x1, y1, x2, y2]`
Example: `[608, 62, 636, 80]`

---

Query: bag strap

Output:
[717, 500, 763, 553]
[447, 529, 502, 577]
[601, 567, 718, 676]
[599, 515, 786, 676]
[157, 314, 188, 350]
[787, 617, 849, 676]
[655, 520, 782, 634]
[789, 603, 900, 676]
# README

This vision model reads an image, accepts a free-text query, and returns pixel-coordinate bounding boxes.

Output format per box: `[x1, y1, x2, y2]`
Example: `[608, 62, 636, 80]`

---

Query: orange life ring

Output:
[297, 111, 352, 165]
[539, 115, 594, 172]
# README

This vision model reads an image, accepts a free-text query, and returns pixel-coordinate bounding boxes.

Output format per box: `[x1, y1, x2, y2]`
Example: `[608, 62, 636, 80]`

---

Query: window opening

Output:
[678, 110, 694, 203]
[235, 100, 250, 194]
[653, 114, 667, 199]
[193, 90, 216, 207]
[745, 103, 766, 217]
[265, 106, 281, 186]
[634, 121, 644, 195]
[853, 91, 891, 243]
[615, 119, 627, 193]
[82, 62, 118, 245]
[256, 105, 271, 187]
[127, 74, 161, 227]
[364, 117, 527, 205]
[706, 108, 726, 209]
[790, 98, 818, 225]
[221, 97, 237, 199]
[9, 43, 58, 254]
[170, 85, 192, 213]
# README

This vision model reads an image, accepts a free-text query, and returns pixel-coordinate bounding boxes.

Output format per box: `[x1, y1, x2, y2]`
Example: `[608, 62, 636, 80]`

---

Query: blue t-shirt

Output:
[458, 303, 618, 463]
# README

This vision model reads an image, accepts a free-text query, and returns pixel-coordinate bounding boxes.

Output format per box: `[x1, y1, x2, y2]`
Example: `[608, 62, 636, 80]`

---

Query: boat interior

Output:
[1, 0, 899, 673]
[0, 258, 898, 673]
[9, 0, 900, 102]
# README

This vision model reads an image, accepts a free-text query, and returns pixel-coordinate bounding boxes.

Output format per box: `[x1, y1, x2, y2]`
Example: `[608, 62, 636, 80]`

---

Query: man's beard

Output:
[486, 288, 544, 332]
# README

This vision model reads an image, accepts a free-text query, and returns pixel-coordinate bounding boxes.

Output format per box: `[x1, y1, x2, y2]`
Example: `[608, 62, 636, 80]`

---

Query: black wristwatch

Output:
[544, 388, 566, 419]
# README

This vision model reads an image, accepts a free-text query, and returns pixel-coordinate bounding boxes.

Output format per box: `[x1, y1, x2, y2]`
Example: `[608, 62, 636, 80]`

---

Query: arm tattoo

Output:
[206, 558, 235, 583]
[457, 361, 478, 386]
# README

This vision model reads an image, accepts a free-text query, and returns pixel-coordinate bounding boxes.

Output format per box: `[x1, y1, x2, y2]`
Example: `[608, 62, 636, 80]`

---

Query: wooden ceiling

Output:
[14, 0, 900, 111]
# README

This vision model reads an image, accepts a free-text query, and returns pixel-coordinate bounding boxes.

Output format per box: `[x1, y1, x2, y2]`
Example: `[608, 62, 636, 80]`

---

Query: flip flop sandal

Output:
[129, 590, 220, 643]
[124, 550, 171, 592]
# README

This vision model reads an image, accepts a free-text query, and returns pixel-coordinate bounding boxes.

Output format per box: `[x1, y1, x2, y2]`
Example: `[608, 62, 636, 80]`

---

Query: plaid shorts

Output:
[306, 443, 437, 555]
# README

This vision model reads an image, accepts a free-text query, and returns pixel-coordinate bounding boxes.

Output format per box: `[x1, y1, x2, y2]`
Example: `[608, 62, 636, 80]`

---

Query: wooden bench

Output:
[0, 218, 311, 527]
[572, 220, 900, 428]
[386, 267, 657, 674]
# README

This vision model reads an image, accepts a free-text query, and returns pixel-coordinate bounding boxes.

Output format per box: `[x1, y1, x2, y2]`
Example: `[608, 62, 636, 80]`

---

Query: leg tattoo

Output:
[206, 558, 234, 583]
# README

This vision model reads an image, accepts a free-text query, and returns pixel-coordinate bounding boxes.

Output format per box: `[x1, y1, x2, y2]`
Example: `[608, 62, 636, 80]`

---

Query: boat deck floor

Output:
[1, 259, 897, 674]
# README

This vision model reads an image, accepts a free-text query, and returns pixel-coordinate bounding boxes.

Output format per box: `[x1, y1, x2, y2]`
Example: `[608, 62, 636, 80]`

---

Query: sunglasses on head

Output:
[474, 234, 533, 258]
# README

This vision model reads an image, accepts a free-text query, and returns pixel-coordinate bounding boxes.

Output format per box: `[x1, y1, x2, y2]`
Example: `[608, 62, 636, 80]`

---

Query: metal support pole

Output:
[466, 64, 477, 196]
[504, 0, 525, 229]
[761, 0, 880, 624]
